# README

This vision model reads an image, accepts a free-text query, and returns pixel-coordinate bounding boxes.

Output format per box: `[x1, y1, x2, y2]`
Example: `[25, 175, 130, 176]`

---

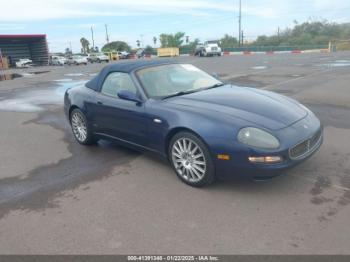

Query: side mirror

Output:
[117, 90, 142, 103]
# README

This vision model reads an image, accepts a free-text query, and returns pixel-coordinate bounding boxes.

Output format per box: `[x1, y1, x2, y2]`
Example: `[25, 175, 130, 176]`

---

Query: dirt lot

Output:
[0, 52, 350, 254]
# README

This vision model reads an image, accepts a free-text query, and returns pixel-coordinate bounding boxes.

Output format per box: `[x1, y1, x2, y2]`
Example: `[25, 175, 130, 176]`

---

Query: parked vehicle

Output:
[65, 60, 322, 187]
[194, 44, 205, 56]
[67, 55, 88, 65]
[50, 55, 67, 66]
[117, 51, 130, 59]
[15, 58, 33, 68]
[135, 48, 145, 58]
[195, 41, 222, 57]
[87, 53, 109, 63]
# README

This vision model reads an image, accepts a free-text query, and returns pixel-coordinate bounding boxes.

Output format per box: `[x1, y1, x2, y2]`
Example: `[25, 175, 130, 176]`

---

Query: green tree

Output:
[253, 20, 350, 47]
[181, 38, 200, 53]
[219, 34, 238, 48]
[102, 41, 131, 52]
[153, 36, 157, 47]
[159, 32, 185, 47]
[65, 48, 72, 56]
[80, 37, 90, 54]
[144, 45, 154, 55]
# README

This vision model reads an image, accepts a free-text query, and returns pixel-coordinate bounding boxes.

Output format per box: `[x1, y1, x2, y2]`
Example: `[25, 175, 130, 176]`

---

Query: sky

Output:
[0, 0, 350, 52]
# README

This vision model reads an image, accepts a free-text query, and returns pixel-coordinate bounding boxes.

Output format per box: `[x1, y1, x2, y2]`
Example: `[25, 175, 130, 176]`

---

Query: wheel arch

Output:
[164, 127, 212, 160]
[68, 105, 80, 120]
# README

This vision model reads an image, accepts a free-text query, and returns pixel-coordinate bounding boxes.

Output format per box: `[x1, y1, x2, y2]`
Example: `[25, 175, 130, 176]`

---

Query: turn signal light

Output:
[217, 154, 230, 160]
[248, 156, 282, 163]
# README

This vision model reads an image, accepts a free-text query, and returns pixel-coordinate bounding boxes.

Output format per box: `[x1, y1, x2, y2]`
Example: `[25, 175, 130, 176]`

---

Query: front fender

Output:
[145, 100, 249, 157]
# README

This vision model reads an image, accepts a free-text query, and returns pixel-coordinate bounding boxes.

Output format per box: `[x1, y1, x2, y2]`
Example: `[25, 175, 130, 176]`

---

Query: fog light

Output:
[248, 156, 282, 163]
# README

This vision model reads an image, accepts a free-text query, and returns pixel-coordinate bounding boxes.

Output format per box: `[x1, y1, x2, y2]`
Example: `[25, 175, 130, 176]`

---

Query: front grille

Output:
[310, 129, 322, 148]
[289, 129, 322, 160]
[211, 47, 218, 51]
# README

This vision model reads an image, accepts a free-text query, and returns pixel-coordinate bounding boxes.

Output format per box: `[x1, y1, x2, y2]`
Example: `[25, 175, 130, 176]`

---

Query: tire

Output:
[169, 131, 215, 187]
[70, 108, 96, 145]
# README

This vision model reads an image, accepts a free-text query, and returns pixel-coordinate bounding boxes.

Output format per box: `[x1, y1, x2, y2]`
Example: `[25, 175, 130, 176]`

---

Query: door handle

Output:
[97, 101, 103, 105]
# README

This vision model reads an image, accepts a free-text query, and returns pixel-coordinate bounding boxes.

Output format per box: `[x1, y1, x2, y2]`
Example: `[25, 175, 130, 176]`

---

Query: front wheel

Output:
[70, 109, 96, 145]
[169, 132, 215, 187]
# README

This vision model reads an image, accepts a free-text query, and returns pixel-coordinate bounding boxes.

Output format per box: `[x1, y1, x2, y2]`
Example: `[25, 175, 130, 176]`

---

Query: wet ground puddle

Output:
[0, 79, 86, 112]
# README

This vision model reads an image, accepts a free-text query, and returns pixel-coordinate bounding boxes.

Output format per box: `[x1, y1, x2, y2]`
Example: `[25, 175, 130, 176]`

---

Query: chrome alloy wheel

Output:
[171, 138, 207, 182]
[71, 112, 88, 142]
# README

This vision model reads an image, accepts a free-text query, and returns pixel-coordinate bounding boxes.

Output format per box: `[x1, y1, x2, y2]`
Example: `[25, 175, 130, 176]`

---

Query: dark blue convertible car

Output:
[64, 60, 323, 187]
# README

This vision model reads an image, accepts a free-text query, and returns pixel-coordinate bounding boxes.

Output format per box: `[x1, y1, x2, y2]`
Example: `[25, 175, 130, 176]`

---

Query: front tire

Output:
[70, 109, 96, 145]
[169, 132, 215, 187]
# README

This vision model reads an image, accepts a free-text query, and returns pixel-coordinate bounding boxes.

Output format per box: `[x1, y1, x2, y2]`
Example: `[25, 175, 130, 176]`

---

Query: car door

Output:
[93, 72, 148, 147]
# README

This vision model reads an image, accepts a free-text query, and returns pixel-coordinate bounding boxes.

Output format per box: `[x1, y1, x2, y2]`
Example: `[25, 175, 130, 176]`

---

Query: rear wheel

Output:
[169, 132, 215, 187]
[70, 109, 96, 145]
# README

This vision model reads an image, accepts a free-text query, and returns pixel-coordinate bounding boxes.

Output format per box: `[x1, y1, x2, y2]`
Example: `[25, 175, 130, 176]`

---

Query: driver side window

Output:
[101, 72, 137, 97]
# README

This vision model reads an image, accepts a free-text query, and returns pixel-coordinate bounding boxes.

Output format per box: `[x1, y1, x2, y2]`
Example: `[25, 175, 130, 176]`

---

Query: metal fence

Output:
[221, 45, 328, 52]
[147, 45, 329, 56]
[177, 45, 328, 55]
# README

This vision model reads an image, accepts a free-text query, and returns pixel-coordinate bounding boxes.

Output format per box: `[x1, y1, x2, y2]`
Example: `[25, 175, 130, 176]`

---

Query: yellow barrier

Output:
[157, 48, 179, 57]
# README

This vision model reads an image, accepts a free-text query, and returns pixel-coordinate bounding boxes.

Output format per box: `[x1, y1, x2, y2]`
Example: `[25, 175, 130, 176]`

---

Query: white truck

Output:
[195, 41, 222, 57]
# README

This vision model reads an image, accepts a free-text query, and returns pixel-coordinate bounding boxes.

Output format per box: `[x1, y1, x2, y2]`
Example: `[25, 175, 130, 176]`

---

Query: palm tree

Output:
[153, 37, 157, 47]
[80, 37, 90, 54]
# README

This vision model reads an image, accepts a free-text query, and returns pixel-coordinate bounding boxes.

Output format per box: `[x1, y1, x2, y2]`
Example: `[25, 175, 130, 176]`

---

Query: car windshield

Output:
[136, 64, 222, 99]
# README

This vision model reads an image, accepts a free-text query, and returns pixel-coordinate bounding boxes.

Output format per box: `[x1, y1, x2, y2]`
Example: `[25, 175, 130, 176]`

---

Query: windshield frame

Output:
[134, 63, 223, 99]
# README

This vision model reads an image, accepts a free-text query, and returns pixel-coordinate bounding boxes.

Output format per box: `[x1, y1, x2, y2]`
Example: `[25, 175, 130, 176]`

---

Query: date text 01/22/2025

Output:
[127, 255, 219, 261]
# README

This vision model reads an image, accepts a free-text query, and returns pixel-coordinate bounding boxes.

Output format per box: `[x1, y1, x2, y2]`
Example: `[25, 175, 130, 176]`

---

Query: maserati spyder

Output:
[64, 60, 323, 187]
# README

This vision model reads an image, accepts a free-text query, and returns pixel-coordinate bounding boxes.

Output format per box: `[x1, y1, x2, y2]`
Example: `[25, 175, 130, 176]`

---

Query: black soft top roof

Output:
[85, 59, 176, 91]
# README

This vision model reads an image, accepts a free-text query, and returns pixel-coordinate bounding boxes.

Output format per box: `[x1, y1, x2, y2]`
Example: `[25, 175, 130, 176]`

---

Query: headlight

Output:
[237, 127, 280, 149]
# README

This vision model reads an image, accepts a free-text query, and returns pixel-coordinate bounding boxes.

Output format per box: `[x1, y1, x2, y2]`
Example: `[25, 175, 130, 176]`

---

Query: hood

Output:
[206, 44, 219, 47]
[168, 85, 307, 130]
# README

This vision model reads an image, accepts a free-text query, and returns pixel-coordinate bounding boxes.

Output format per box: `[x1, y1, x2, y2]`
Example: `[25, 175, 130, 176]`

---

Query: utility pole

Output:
[91, 26, 95, 50]
[105, 24, 110, 43]
[241, 30, 244, 45]
[277, 26, 280, 42]
[238, 0, 242, 46]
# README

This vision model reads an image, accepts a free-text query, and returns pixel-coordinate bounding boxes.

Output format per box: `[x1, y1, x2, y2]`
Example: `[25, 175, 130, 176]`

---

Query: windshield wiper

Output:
[161, 83, 225, 100]
[204, 83, 225, 90]
[162, 89, 198, 100]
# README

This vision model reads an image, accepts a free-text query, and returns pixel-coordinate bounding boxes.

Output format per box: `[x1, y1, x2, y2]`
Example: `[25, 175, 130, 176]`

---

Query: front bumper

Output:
[213, 114, 323, 180]
[206, 51, 221, 55]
